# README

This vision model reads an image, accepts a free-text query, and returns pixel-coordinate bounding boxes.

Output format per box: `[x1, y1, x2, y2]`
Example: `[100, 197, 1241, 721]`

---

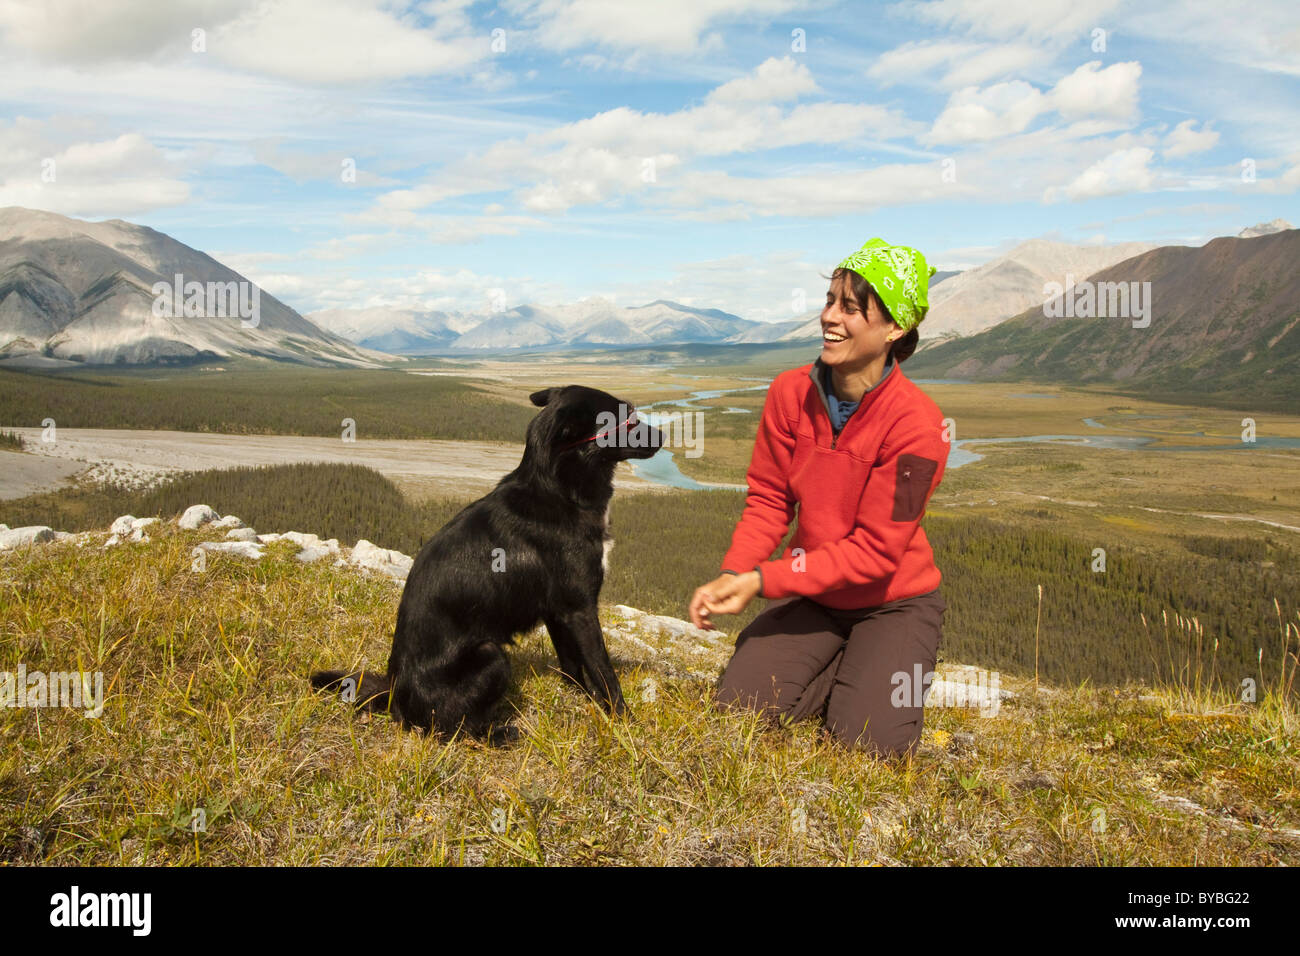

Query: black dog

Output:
[311, 385, 662, 738]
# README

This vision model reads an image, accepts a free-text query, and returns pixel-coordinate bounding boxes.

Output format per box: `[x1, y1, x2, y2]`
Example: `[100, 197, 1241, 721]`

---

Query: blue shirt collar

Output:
[821, 355, 894, 432]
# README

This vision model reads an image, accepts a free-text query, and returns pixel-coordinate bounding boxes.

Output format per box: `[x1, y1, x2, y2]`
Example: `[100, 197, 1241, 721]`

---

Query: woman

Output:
[688, 238, 949, 758]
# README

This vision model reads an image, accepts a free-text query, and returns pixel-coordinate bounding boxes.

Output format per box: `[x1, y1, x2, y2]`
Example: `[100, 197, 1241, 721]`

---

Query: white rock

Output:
[110, 514, 137, 536]
[0, 526, 56, 550]
[610, 604, 716, 642]
[281, 531, 321, 548]
[178, 504, 219, 530]
[926, 674, 1014, 715]
[257, 533, 282, 544]
[647, 611, 716, 642]
[112, 515, 157, 539]
[295, 538, 341, 563]
[103, 534, 121, 548]
[225, 528, 259, 542]
[349, 539, 414, 581]
[197, 541, 264, 561]
[211, 515, 245, 529]
[0, 524, 7, 532]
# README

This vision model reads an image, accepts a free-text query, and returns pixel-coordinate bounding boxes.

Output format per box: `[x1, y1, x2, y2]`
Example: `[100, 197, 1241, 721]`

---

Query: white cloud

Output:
[1255, 151, 1300, 194]
[358, 57, 923, 219]
[926, 80, 1047, 144]
[1123, 0, 1300, 78]
[1163, 119, 1220, 159]
[504, 0, 804, 55]
[867, 40, 1049, 90]
[0, 124, 191, 216]
[661, 163, 970, 219]
[251, 139, 401, 186]
[1049, 61, 1140, 120]
[272, 262, 572, 314]
[925, 60, 1141, 144]
[706, 56, 818, 104]
[1044, 146, 1155, 201]
[0, 0, 249, 63]
[909, 0, 1126, 43]
[0, 0, 491, 84]
[214, 0, 486, 84]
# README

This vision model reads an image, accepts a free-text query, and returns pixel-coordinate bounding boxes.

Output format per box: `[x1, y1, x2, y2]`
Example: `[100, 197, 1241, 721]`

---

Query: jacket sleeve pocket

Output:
[891, 453, 939, 522]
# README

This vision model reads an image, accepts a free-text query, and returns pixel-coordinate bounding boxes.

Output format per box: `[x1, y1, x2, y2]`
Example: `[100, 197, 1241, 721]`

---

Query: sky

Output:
[0, 0, 1298, 323]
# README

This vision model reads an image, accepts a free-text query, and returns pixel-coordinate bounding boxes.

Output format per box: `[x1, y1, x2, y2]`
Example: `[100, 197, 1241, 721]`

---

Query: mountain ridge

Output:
[0, 207, 391, 369]
[904, 229, 1300, 410]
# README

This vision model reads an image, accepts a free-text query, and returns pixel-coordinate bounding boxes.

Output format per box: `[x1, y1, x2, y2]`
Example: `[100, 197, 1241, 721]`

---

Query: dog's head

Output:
[528, 385, 662, 462]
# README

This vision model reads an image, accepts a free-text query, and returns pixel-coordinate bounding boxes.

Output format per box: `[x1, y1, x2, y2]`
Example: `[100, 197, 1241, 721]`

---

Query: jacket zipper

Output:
[812, 359, 892, 451]
[812, 363, 855, 451]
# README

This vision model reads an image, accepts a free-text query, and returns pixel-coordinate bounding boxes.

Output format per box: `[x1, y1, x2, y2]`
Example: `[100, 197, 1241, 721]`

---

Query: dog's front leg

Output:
[549, 609, 626, 716]
[543, 615, 588, 692]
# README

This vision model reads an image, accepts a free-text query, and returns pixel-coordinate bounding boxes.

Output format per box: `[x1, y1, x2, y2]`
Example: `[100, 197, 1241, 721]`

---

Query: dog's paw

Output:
[487, 723, 522, 746]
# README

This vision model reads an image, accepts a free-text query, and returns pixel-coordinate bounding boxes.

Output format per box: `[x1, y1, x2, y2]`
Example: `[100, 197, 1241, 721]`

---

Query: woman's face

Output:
[820, 271, 898, 370]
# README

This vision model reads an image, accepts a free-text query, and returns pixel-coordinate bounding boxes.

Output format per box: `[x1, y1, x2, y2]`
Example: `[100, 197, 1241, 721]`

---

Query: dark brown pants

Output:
[715, 589, 947, 757]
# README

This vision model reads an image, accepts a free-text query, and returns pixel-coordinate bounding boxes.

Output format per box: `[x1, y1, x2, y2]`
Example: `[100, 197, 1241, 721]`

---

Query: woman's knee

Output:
[824, 701, 924, 758]
[713, 599, 842, 720]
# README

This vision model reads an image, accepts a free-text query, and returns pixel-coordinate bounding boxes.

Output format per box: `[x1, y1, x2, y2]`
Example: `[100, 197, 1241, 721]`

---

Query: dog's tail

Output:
[310, 669, 392, 712]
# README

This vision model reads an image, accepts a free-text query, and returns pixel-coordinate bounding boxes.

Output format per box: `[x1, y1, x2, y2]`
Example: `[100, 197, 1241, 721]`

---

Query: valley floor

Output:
[0, 428, 659, 500]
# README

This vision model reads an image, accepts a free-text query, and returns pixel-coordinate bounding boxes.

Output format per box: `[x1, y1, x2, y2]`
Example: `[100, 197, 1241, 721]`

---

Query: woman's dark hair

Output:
[826, 267, 920, 363]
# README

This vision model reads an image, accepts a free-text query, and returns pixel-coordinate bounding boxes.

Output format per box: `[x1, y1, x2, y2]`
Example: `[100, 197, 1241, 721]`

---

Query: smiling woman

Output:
[688, 238, 950, 759]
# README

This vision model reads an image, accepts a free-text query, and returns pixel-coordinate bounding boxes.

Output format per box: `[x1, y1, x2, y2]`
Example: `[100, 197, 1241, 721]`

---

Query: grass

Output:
[1, 521, 1297, 865]
[1140, 599, 1299, 734]
[5, 462, 1297, 694]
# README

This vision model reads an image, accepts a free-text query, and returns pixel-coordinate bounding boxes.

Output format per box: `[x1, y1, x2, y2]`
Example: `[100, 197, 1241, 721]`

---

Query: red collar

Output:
[560, 410, 640, 450]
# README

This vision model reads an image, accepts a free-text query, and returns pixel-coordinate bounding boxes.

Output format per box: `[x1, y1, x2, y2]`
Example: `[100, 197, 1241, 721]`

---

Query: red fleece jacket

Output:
[721, 357, 948, 609]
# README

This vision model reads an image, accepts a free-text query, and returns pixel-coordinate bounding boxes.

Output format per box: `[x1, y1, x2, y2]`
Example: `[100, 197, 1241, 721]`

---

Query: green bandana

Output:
[836, 238, 937, 332]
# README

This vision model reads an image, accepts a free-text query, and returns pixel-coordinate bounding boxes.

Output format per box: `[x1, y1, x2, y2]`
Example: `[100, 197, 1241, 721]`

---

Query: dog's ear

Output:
[529, 388, 556, 407]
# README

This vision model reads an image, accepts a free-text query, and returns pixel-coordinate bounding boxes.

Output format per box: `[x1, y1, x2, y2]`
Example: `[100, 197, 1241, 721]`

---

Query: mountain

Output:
[729, 318, 811, 343]
[306, 307, 472, 353]
[451, 304, 569, 349]
[308, 297, 760, 353]
[904, 229, 1300, 409]
[0, 207, 390, 368]
[918, 239, 1157, 341]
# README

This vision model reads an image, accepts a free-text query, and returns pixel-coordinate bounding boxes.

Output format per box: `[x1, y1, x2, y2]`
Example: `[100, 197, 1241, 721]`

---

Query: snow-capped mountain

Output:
[309, 297, 769, 353]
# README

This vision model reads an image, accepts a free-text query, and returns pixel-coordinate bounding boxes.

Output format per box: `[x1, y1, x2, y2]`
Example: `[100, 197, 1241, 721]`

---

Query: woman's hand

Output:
[689, 571, 762, 629]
